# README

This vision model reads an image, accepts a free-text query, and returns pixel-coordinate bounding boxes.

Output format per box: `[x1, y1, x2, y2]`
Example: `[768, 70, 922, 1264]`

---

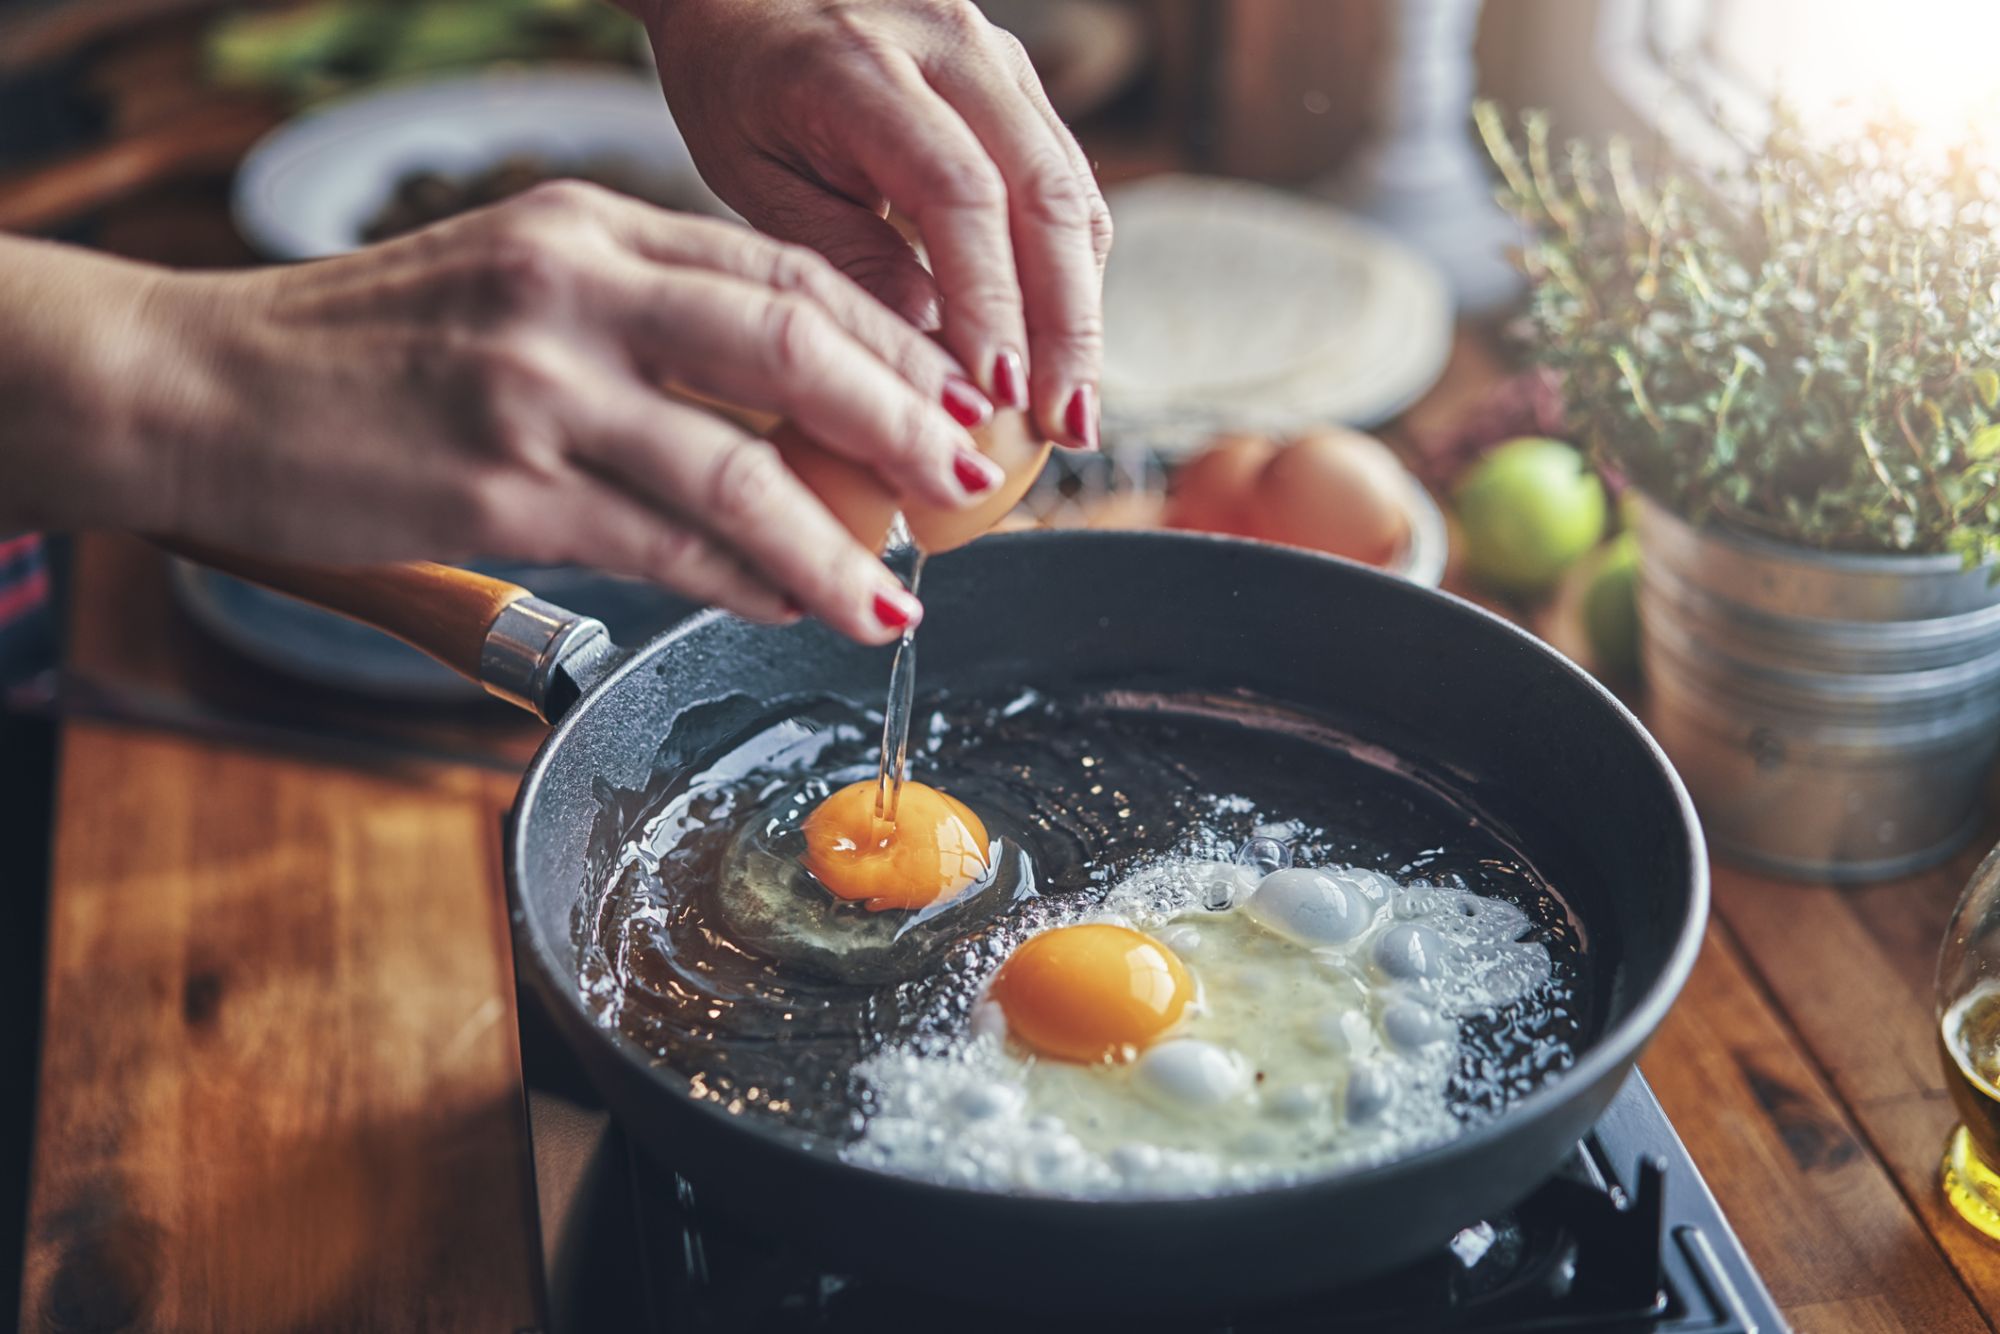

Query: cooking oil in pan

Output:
[576, 686, 1589, 1188]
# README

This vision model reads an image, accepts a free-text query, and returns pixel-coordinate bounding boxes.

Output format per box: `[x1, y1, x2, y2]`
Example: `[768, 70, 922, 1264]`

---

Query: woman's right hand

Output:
[10, 182, 1005, 642]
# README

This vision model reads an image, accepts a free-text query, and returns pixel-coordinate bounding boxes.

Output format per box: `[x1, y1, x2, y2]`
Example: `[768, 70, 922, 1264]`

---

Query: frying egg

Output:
[987, 923, 1193, 1063]
[843, 846, 1557, 1198]
[801, 780, 990, 912]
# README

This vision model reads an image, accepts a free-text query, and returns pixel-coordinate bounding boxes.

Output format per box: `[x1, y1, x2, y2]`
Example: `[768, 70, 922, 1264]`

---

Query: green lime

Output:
[1453, 438, 1608, 596]
[1582, 531, 1641, 679]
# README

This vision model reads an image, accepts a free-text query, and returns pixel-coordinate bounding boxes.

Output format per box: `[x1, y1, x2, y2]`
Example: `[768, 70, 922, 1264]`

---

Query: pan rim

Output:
[508, 528, 1710, 1214]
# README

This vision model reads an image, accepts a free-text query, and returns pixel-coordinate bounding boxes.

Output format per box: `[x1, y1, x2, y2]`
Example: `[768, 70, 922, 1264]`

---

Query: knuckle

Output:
[918, 153, 1006, 213]
[765, 241, 836, 297]
[990, 26, 1035, 76]
[1018, 159, 1093, 230]
[704, 438, 788, 524]
[1088, 197, 1115, 259]
[885, 393, 937, 470]
[932, 0, 988, 38]
[1040, 304, 1107, 358]
[761, 295, 831, 380]
[512, 177, 609, 217]
[820, 5, 899, 64]
[477, 335, 563, 405]
[474, 228, 572, 314]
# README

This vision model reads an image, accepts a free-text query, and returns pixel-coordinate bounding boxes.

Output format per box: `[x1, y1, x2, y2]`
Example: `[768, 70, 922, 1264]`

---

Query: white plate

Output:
[233, 67, 726, 260]
[1100, 176, 1454, 453]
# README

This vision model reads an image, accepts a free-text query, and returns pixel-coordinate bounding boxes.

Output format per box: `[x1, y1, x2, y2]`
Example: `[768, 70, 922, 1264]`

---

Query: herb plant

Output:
[1475, 103, 2000, 561]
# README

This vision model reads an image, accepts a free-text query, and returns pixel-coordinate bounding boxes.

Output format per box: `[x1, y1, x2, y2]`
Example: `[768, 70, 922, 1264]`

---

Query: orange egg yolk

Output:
[800, 780, 991, 912]
[987, 923, 1193, 1063]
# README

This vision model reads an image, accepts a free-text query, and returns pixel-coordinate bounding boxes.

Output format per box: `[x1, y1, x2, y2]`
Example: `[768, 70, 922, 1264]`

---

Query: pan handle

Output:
[160, 542, 620, 724]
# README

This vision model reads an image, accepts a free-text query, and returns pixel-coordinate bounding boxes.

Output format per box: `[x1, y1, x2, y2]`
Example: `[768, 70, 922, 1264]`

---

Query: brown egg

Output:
[1162, 433, 1279, 535]
[769, 410, 1051, 555]
[1243, 428, 1411, 566]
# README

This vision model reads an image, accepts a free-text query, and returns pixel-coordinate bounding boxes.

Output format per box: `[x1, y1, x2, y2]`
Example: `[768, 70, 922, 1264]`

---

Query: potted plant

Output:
[1476, 104, 2000, 882]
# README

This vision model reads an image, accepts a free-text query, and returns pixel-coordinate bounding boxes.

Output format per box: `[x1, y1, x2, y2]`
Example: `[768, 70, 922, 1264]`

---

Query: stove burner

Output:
[523, 1023, 1782, 1334]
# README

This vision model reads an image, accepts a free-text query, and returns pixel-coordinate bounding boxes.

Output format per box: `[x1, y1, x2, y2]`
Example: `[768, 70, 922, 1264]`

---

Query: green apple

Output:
[1454, 438, 1608, 596]
[1582, 531, 1641, 679]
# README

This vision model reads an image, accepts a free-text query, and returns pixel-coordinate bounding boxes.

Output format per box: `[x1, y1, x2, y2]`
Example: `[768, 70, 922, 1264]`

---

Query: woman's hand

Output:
[2, 183, 1010, 643]
[637, 0, 1112, 450]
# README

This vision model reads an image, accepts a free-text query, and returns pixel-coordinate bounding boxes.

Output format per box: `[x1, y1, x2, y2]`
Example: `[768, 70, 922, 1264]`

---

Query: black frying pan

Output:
[183, 530, 1707, 1312]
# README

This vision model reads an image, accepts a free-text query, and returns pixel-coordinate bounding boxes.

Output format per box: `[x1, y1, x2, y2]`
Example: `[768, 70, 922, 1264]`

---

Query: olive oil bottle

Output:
[1940, 983, 2000, 1239]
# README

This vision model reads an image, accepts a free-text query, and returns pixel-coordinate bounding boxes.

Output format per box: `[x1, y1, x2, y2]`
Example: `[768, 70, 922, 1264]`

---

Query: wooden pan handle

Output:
[160, 540, 533, 685]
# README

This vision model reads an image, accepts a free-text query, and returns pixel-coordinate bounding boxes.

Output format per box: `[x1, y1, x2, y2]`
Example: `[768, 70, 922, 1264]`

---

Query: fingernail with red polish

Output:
[780, 595, 807, 619]
[942, 375, 992, 428]
[992, 349, 1028, 410]
[953, 448, 1003, 495]
[873, 588, 922, 632]
[1064, 384, 1100, 450]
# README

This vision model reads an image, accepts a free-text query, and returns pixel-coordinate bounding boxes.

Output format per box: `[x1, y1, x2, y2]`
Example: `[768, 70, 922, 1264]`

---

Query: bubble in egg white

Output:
[1346, 1062, 1396, 1123]
[1381, 999, 1451, 1050]
[948, 1081, 1024, 1121]
[1200, 863, 1258, 911]
[1133, 1039, 1252, 1110]
[1243, 867, 1376, 945]
[1237, 835, 1291, 876]
[1156, 923, 1203, 954]
[1375, 923, 1444, 981]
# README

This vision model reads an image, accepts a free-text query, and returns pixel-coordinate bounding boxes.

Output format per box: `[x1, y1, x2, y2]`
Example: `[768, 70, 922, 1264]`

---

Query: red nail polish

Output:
[1064, 384, 1099, 449]
[942, 376, 992, 428]
[873, 589, 920, 631]
[992, 349, 1027, 410]
[781, 595, 807, 619]
[953, 449, 1000, 494]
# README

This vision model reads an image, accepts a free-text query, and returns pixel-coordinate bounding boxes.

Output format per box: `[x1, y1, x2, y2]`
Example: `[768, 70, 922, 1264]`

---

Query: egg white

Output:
[842, 857, 1556, 1198]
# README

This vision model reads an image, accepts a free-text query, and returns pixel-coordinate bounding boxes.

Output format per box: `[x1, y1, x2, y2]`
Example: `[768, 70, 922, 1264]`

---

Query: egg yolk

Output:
[988, 924, 1193, 1063]
[800, 780, 990, 912]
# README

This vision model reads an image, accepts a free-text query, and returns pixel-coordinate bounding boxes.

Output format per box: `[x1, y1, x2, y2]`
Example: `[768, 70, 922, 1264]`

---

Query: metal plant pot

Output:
[1634, 494, 2000, 882]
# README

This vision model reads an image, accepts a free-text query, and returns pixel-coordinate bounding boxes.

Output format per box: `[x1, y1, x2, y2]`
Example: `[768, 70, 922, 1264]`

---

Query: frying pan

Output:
[182, 530, 1707, 1311]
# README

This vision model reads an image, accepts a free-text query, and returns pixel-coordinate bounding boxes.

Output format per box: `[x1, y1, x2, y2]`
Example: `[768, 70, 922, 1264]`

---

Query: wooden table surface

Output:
[13, 63, 2000, 1334]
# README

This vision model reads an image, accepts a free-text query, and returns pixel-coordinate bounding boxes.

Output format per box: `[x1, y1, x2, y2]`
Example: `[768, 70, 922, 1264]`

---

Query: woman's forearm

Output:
[0, 234, 188, 533]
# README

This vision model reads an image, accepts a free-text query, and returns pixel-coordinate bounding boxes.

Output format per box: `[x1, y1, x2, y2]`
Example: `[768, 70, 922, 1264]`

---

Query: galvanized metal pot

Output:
[1635, 495, 2000, 882]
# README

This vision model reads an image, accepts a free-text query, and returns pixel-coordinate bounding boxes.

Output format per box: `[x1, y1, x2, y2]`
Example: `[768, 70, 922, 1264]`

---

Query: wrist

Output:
[0, 237, 224, 536]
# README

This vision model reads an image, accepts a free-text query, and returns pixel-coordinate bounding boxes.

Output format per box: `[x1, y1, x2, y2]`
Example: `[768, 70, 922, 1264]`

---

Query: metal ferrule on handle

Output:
[480, 597, 617, 723]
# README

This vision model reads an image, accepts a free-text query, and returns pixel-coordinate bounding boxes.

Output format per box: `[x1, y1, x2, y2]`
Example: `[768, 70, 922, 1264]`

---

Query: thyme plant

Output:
[1476, 103, 2000, 561]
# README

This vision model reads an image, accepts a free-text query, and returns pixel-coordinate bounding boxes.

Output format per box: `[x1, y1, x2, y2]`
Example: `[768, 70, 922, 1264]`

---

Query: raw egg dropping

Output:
[988, 923, 1193, 1063]
[801, 780, 991, 912]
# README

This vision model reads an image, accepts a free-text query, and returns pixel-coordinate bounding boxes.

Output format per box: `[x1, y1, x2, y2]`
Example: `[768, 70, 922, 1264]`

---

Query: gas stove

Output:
[522, 1013, 1783, 1333]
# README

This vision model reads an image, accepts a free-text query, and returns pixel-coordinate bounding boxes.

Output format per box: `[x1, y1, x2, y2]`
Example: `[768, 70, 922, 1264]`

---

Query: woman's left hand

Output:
[632, 0, 1111, 450]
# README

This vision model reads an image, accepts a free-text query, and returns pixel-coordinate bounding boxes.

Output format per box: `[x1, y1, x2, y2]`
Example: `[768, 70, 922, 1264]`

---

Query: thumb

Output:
[734, 160, 943, 331]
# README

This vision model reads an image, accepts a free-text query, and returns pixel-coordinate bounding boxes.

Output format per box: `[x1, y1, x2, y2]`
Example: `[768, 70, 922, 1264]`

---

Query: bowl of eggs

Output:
[1162, 428, 1449, 587]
